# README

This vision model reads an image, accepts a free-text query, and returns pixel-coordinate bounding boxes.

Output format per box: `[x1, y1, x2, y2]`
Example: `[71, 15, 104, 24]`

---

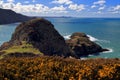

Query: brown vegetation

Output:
[0, 56, 120, 80]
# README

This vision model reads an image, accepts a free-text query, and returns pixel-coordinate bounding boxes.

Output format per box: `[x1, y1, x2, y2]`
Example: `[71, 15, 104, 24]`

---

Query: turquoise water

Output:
[0, 18, 120, 58]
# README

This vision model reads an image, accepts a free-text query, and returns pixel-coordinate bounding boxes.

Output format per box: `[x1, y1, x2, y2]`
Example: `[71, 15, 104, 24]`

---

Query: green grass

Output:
[0, 41, 43, 58]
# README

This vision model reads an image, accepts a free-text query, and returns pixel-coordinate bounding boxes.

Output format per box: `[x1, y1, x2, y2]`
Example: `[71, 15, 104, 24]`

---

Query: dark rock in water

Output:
[102, 48, 109, 52]
[0, 8, 34, 24]
[0, 18, 74, 58]
[66, 32, 109, 56]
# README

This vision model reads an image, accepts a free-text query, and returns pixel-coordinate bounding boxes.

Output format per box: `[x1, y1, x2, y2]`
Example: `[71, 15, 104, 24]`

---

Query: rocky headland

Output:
[0, 18, 74, 58]
[0, 8, 34, 25]
[0, 18, 108, 58]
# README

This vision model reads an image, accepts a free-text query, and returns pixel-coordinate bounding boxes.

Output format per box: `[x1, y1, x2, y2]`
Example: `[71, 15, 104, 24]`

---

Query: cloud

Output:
[113, 5, 120, 11]
[52, 0, 86, 12]
[91, 5, 97, 8]
[51, 0, 72, 5]
[68, 4, 85, 11]
[91, 0, 106, 14]
[51, 5, 67, 13]
[2, 2, 15, 9]
[0, 1, 49, 13]
[22, 4, 49, 13]
[108, 5, 120, 14]
[0, 1, 68, 15]
[98, 6, 105, 10]
[93, 0, 106, 6]
[0, 0, 3, 4]
[51, 5, 66, 11]
[1, 0, 119, 17]
[13, 3, 35, 13]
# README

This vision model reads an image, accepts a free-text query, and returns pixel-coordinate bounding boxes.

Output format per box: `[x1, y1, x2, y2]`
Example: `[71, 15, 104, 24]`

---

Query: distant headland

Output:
[0, 8, 34, 25]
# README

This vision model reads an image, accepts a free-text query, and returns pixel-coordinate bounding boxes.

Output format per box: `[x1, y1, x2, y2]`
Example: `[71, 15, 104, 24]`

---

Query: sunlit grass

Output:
[0, 41, 42, 58]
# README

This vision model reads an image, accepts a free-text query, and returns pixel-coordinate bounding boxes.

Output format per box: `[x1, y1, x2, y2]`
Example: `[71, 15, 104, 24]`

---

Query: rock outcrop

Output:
[0, 8, 34, 24]
[0, 18, 74, 57]
[0, 18, 108, 58]
[66, 32, 109, 56]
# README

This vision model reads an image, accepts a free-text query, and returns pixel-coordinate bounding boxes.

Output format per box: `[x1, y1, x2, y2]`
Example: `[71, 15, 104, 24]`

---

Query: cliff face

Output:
[0, 18, 73, 57]
[0, 8, 33, 24]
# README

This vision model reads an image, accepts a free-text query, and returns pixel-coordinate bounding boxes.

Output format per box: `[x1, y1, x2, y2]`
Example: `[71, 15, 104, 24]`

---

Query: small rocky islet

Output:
[0, 18, 108, 58]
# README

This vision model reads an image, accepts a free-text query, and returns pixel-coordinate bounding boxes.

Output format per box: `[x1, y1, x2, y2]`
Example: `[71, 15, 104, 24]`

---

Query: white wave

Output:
[64, 34, 110, 44]
[63, 35, 71, 40]
[64, 34, 98, 41]
[87, 35, 110, 43]
[87, 35, 98, 42]
[102, 48, 113, 53]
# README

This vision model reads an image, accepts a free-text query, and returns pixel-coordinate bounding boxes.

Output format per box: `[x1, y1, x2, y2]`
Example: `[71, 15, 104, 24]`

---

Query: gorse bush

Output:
[0, 56, 120, 80]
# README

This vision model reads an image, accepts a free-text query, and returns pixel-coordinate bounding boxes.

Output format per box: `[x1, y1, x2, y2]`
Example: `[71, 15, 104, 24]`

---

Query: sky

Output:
[0, 0, 120, 17]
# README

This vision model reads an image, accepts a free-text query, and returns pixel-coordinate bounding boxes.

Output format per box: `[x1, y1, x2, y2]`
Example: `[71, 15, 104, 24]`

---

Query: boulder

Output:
[66, 32, 109, 56]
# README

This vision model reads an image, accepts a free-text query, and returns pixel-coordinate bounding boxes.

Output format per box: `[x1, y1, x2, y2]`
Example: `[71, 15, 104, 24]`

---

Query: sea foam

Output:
[87, 35, 98, 42]
[63, 35, 71, 40]
[87, 35, 110, 43]
[64, 34, 110, 44]
[64, 34, 99, 41]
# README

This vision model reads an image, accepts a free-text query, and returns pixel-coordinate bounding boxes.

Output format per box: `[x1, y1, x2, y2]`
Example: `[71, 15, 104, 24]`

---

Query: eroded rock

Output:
[66, 32, 109, 56]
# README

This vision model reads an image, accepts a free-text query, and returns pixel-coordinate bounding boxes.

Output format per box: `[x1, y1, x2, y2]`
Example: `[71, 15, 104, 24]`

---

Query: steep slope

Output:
[0, 8, 33, 24]
[0, 18, 74, 58]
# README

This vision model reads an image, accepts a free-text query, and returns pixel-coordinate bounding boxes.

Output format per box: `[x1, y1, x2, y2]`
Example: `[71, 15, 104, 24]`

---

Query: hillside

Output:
[0, 18, 73, 58]
[0, 8, 33, 24]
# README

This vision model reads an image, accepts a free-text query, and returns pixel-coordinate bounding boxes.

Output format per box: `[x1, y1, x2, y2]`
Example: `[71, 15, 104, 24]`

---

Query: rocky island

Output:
[66, 32, 108, 57]
[0, 18, 108, 58]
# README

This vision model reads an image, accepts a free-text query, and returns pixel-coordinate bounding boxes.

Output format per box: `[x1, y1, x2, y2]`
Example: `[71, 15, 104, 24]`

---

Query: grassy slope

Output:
[0, 41, 42, 58]
[0, 56, 120, 80]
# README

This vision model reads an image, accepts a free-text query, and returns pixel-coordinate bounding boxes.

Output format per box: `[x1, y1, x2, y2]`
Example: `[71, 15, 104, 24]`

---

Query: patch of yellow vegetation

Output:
[0, 57, 120, 79]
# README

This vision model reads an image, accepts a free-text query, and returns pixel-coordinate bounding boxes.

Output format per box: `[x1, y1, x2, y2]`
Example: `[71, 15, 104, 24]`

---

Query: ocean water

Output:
[0, 18, 120, 58]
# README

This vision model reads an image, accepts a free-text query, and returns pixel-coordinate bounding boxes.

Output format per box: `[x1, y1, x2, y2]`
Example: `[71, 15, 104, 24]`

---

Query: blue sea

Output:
[0, 18, 120, 58]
